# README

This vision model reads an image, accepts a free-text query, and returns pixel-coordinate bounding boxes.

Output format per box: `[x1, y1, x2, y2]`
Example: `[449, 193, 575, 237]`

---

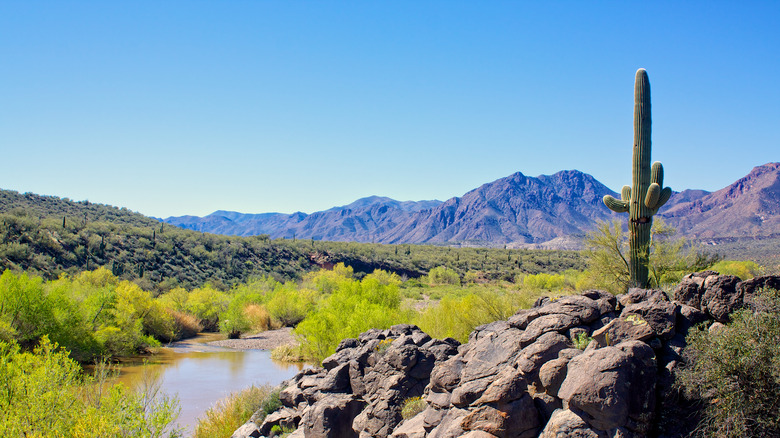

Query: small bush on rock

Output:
[401, 396, 426, 420]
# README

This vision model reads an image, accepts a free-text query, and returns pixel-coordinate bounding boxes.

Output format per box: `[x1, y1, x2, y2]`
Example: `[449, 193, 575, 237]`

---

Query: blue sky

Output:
[2, 1, 778, 218]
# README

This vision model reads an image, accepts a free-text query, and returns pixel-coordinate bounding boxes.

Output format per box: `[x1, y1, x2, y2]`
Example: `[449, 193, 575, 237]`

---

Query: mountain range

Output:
[164, 163, 780, 247]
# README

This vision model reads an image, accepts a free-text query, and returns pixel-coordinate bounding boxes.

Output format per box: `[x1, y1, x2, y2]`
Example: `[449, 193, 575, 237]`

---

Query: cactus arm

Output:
[653, 187, 672, 212]
[604, 195, 629, 213]
[651, 161, 664, 186]
[621, 185, 631, 201]
[647, 161, 672, 210]
[645, 183, 660, 208]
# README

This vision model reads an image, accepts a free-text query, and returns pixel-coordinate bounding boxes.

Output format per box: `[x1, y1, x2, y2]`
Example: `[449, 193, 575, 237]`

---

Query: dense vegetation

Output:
[0, 337, 180, 437]
[0, 189, 584, 291]
[680, 288, 780, 438]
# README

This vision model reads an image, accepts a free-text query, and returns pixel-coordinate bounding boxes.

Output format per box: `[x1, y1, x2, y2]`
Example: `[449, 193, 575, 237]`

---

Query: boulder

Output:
[538, 409, 608, 438]
[701, 275, 743, 322]
[675, 303, 708, 335]
[619, 288, 669, 306]
[474, 366, 528, 405]
[591, 315, 655, 346]
[620, 300, 678, 340]
[516, 332, 571, 374]
[461, 395, 539, 438]
[737, 275, 780, 298]
[537, 295, 601, 324]
[539, 356, 570, 397]
[426, 407, 470, 438]
[231, 422, 262, 438]
[558, 341, 656, 431]
[299, 394, 366, 438]
[519, 313, 581, 345]
[673, 271, 718, 309]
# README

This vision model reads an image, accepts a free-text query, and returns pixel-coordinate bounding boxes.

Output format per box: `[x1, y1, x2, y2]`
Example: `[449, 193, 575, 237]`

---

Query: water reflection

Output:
[109, 334, 306, 436]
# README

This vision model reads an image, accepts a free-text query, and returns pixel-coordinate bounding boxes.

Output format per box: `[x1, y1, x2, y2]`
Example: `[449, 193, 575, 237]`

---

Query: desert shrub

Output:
[401, 396, 426, 420]
[185, 286, 229, 331]
[707, 260, 762, 280]
[679, 288, 780, 437]
[245, 304, 275, 331]
[270, 425, 296, 437]
[157, 287, 190, 313]
[0, 270, 57, 347]
[301, 263, 354, 293]
[416, 286, 569, 343]
[270, 343, 305, 362]
[194, 385, 277, 438]
[585, 219, 718, 293]
[427, 266, 460, 286]
[521, 272, 567, 290]
[573, 332, 592, 350]
[0, 337, 181, 437]
[295, 276, 407, 361]
[266, 284, 316, 327]
[219, 289, 264, 338]
[167, 309, 203, 340]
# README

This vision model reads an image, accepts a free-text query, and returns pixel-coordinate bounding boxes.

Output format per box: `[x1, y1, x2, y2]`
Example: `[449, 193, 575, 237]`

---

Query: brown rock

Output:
[702, 275, 743, 322]
[558, 341, 656, 431]
[538, 409, 608, 438]
[620, 300, 678, 340]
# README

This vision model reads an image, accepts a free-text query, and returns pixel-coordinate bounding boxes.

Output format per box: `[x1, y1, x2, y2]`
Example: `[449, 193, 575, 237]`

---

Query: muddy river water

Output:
[109, 333, 305, 436]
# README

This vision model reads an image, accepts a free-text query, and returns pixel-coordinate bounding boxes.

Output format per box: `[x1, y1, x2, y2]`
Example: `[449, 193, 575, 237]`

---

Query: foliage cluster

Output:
[0, 337, 181, 437]
[0, 268, 174, 361]
[679, 288, 780, 438]
[585, 219, 720, 293]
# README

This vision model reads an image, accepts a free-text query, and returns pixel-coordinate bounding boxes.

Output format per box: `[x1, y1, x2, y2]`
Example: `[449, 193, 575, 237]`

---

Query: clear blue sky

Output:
[2, 1, 778, 218]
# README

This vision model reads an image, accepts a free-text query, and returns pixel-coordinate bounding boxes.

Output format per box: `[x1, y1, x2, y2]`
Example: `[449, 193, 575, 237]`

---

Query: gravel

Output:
[207, 327, 298, 350]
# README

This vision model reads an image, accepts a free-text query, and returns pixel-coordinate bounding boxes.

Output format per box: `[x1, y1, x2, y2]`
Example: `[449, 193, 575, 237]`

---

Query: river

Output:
[109, 333, 306, 436]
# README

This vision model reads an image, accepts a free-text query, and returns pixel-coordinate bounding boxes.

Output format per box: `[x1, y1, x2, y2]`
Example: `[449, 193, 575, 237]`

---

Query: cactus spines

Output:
[602, 68, 672, 288]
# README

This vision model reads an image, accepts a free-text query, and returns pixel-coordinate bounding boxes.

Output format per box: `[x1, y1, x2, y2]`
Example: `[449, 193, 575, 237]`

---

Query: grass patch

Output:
[194, 385, 279, 438]
[401, 396, 426, 420]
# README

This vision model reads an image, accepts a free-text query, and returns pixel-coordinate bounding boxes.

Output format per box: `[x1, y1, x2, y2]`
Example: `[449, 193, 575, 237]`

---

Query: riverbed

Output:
[109, 332, 306, 436]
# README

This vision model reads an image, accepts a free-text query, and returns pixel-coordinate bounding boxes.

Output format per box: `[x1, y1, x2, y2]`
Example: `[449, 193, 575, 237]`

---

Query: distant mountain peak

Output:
[163, 165, 780, 245]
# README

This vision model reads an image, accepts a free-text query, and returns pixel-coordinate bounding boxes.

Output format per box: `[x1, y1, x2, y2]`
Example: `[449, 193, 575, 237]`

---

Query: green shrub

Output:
[0, 337, 181, 437]
[521, 272, 566, 290]
[707, 260, 762, 280]
[679, 288, 780, 437]
[294, 275, 407, 361]
[427, 266, 460, 286]
[573, 332, 592, 350]
[185, 286, 229, 331]
[266, 284, 315, 327]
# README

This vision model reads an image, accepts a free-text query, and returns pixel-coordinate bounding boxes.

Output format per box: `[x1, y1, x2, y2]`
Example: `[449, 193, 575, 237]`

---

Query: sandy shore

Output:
[207, 327, 298, 350]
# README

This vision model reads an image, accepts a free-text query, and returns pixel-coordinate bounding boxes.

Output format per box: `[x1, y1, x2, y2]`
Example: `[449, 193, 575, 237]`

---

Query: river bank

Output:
[205, 327, 297, 350]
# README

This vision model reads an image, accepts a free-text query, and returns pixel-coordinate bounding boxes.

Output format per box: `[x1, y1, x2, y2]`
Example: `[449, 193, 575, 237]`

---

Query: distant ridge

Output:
[164, 164, 780, 247]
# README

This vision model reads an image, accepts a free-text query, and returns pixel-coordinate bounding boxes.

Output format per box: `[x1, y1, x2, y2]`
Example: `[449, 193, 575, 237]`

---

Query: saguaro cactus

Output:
[603, 68, 672, 288]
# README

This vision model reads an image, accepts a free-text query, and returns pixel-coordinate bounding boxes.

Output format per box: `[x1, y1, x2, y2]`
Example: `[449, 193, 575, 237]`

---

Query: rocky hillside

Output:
[660, 162, 780, 239]
[233, 273, 780, 438]
[165, 163, 780, 247]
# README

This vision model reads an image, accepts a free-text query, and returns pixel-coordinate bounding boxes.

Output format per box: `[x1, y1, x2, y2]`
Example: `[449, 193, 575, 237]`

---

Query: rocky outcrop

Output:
[233, 273, 780, 438]
[233, 324, 460, 438]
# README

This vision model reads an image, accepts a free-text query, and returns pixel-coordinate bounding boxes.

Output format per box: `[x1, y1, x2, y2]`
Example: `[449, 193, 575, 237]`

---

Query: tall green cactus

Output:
[603, 68, 672, 288]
